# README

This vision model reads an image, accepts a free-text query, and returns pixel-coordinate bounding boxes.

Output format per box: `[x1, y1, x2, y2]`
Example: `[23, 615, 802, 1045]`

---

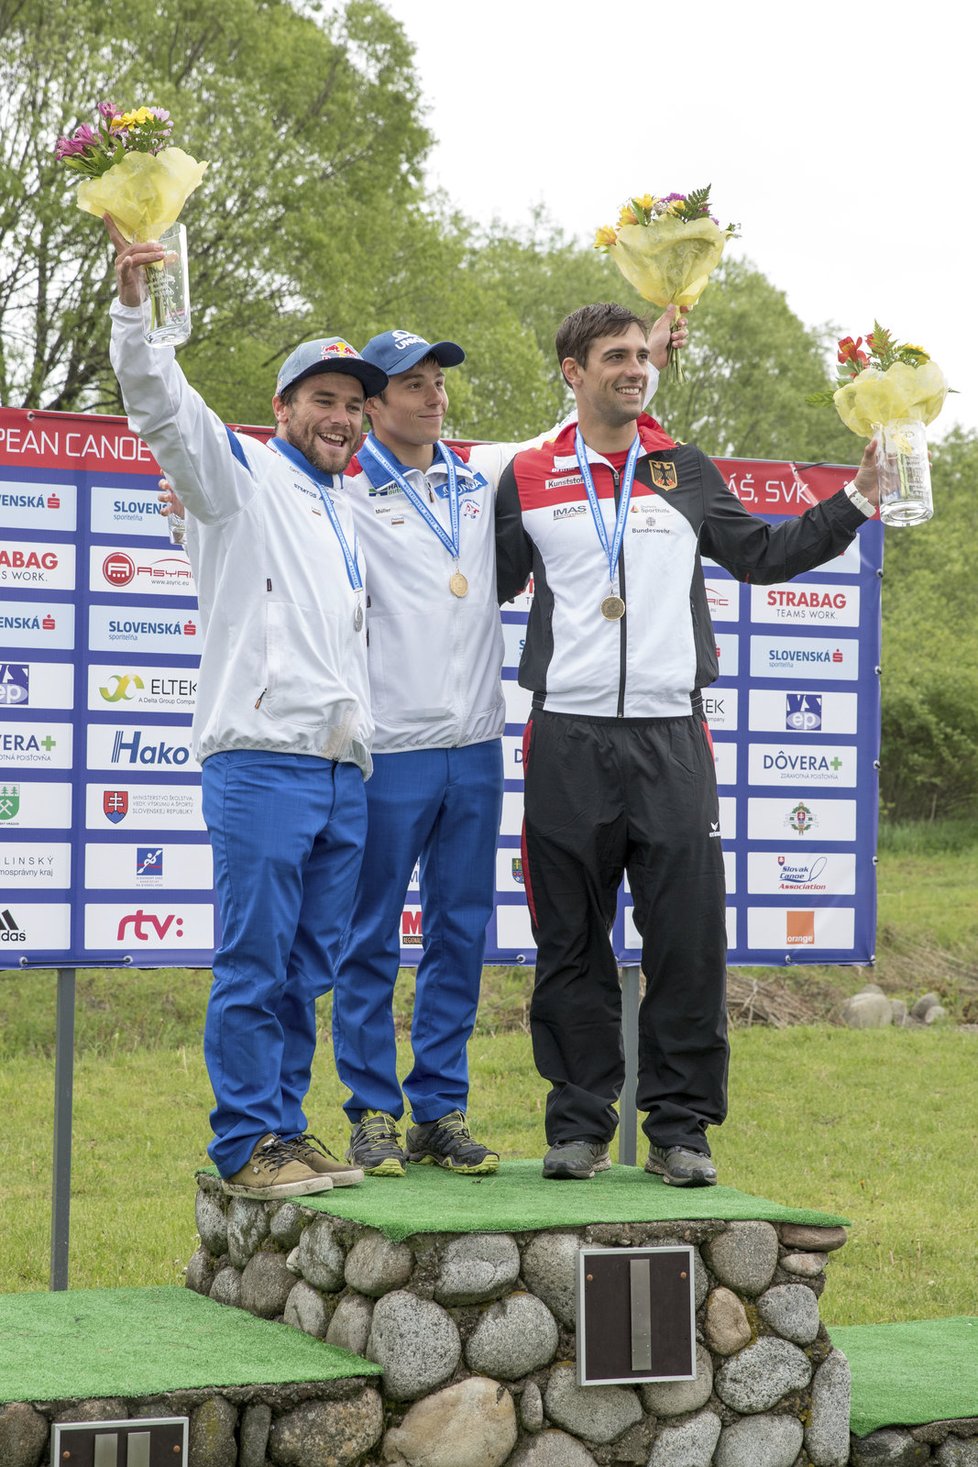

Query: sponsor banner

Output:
[400, 904, 423, 949]
[714, 633, 739, 678]
[747, 743, 858, 787]
[747, 797, 857, 842]
[0, 601, 75, 650]
[751, 582, 860, 628]
[502, 621, 527, 665]
[0, 902, 72, 950]
[0, 842, 71, 891]
[725, 850, 736, 894]
[704, 579, 739, 623]
[501, 575, 535, 613]
[0, 720, 73, 769]
[808, 538, 862, 576]
[495, 848, 527, 893]
[718, 796, 737, 840]
[90, 544, 195, 597]
[0, 540, 76, 590]
[88, 665, 197, 712]
[85, 783, 206, 831]
[502, 677, 532, 726]
[500, 790, 524, 838]
[624, 904, 737, 950]
[502, 735, 525, 779]
[88, 604, 200, 655]
[495, 902, 534, 952]
[0, 410, 159, 472]
[0, 781, 72, 829]
[750, 635, 858, 682]
[0, 662, 74, 711]
[86, 724, 199, 772]
[746, 905, 856, 952]
[84, 842, 213, 891]
[0, 480, 77, 532]
[84, 902, 214, 950]
[747, 851, 856, 896]
[714, 458, 852, 515]
[408, 861, 419, 893]
[712, 739, 737, 787]
[749, 689, 858, 736]
[90, 484, 172, 538]
[702, 688, 738, 732]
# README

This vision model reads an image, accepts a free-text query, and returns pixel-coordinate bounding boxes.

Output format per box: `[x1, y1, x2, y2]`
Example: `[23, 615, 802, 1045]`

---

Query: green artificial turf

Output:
[0, 1286, 380, 1404]
[831, 1316, 978, 1435]
[201, 1158, 848, 1241]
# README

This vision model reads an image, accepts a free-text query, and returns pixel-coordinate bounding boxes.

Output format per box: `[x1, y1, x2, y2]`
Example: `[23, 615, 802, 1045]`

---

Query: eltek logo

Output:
[0, 909, 26, 943]
[786, 693, 822, 732]
[116, 908, 184, 942]
[99, 674, 145, 703]
[103, 552, 135, 586]
[0, 664, 30, 706]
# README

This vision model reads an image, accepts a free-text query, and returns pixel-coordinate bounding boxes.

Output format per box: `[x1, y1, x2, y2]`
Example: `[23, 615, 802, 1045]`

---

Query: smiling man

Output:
[495, 301, 881, 1185]
[105, 218, 386, 1200]
[333, 315, 685, 1178]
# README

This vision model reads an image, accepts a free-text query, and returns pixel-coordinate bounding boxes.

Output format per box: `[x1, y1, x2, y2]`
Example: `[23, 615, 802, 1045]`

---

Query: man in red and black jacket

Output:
[495, 302, 880, 1185]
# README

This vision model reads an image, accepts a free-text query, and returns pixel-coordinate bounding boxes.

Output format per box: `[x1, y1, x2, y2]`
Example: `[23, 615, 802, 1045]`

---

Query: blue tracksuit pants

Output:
[332, 739, 503, 1123]
[201, 750, 366, 1176]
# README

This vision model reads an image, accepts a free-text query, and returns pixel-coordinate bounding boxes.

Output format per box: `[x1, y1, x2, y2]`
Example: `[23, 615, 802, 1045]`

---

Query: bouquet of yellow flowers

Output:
[55, 101, 208, 241]
[810, 325, 947, 527]
[595, 187, 738, 380]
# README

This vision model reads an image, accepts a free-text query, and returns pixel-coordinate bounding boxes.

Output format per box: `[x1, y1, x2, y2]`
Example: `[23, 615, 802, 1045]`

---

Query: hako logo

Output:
[103, 552, 135, 586]
[116, 908, 184, 941]
[99, 673, 145, 703]
[0, 908, 26, 942]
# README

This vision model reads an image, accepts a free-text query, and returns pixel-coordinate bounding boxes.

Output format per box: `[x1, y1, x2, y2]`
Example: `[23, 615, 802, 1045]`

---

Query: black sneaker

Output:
[542, 1139, 611, 1180]
[405, 1111, 499, 1174]
[645, 1144, 717, 1187]
[347, 1110, 407, 1177]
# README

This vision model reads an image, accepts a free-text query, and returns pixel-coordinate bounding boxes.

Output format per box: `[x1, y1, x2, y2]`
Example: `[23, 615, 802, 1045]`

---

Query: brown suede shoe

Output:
[221, 1133, 334, 1198]
[286, 1133, 364, 1187]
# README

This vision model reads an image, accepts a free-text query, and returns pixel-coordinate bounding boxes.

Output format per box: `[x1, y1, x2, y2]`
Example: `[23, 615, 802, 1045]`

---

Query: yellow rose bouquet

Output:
[810, 324, 947, 526]
[595, 187, 738, 381]
[56, 102, 209, 345]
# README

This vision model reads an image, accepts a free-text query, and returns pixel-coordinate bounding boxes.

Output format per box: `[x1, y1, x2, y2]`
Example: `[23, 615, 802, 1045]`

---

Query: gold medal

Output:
[449, 570, 469, 598]
[600, 594, 626, 621]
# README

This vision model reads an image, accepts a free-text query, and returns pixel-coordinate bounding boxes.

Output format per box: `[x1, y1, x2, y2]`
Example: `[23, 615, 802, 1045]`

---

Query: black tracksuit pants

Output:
[521, 708, 729, 1154]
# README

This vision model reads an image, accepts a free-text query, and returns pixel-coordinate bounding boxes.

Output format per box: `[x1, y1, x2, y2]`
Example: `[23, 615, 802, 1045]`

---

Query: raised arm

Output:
[105, 214, 257, 524]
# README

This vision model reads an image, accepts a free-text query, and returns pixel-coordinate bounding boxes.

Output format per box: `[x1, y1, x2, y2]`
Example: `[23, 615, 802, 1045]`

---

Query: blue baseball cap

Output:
[276, 337, 388, 398]
[361, 329, 466, 378]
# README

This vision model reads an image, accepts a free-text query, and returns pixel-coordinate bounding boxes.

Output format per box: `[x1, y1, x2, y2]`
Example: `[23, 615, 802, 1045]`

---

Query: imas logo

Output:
[0, 909, 26, 943]
[0, 664, 29, 706]
[553, 504, 587, 519]
[786, 693, 822, 732]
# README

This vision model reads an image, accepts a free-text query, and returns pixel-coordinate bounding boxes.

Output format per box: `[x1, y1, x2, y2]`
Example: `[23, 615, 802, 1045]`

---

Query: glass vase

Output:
[139, 222, 191, 348]
[875, 419, 933, 527]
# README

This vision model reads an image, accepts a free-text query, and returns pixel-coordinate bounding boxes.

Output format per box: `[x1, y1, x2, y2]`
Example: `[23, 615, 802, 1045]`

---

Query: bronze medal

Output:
[449, 570, 469, 598]
[600, 594, 626, 621]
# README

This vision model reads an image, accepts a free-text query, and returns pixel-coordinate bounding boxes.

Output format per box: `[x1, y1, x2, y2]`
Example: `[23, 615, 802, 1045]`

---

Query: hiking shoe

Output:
[347, 1110, 407, 1177]
[645, 1144, 717, 1187]
[222, 1133, 333, 1198]
[286, 1132, 364, 1187]
[542, 1138, 611, 1180]
[405, 1111, 499, 1174]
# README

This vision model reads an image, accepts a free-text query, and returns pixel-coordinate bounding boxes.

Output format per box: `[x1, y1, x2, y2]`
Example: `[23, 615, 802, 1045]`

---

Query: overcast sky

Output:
[378, 0, 973, 438]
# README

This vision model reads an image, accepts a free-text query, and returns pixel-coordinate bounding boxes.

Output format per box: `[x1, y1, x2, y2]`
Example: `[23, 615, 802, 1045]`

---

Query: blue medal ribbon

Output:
[359, 435, 462, 565]
[574, 428, 642, 595]
[268, 438, 363, 596]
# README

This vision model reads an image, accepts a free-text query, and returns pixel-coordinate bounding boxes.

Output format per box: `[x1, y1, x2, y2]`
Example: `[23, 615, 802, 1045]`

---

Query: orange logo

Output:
[785, 910, 816, 945]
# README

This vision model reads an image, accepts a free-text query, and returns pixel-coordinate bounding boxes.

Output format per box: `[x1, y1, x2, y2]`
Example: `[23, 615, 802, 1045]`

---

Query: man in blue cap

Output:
[106, 219, 386, 1199]
[335, 315, 684, 1176]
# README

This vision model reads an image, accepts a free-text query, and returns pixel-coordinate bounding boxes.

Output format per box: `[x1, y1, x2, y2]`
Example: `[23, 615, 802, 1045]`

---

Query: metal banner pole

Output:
[619, 964, 641, 1166]
[50, 967, 75, 1291]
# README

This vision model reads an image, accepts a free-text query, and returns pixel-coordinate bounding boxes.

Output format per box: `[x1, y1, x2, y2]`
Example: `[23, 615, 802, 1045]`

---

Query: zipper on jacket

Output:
[612, 466, 627, 717]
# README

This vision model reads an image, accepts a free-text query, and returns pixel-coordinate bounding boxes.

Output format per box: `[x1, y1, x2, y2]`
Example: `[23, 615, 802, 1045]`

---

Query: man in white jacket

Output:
[334, 315, 684, 1177]
[106, 220, 386, 1199]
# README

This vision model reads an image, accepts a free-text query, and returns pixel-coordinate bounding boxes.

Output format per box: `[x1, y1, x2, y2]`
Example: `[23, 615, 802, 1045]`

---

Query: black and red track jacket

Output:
[494, 416, 867, 719]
